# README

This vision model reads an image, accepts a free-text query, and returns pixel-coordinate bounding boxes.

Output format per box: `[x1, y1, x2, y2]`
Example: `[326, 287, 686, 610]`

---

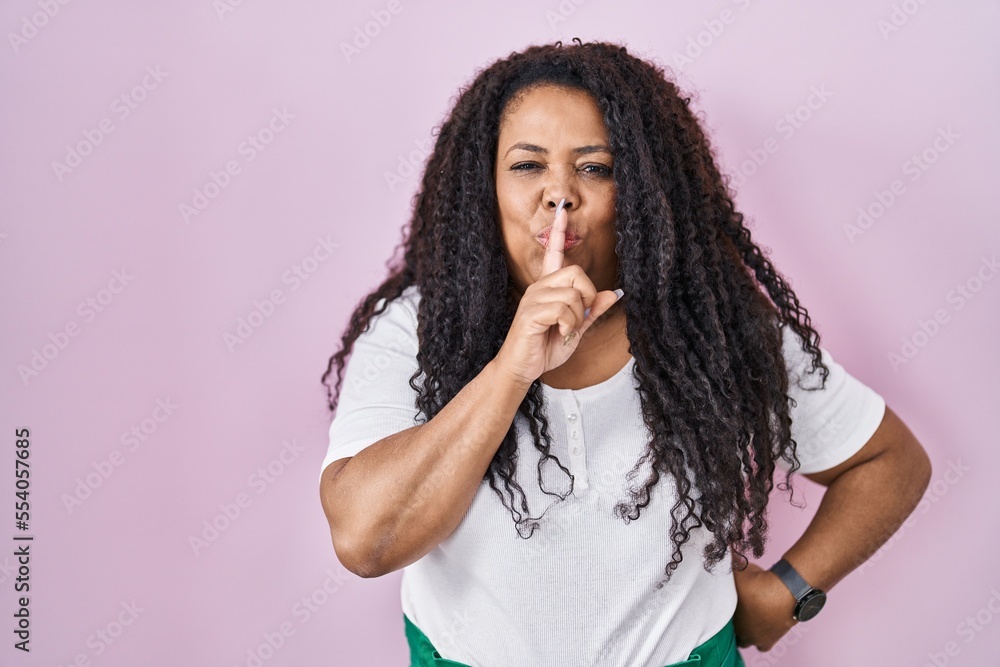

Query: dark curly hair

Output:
[321, 38, 828, 587]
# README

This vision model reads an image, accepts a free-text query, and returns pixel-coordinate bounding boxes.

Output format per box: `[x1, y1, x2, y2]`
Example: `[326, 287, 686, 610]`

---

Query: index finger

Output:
[540, 197, 567, 278]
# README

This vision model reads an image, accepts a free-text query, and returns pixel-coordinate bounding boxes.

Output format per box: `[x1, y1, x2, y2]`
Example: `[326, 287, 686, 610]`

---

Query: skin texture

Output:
[495, 84, 618, 300]
[731, 405, 929, 650]
[494, 84, 630, 388]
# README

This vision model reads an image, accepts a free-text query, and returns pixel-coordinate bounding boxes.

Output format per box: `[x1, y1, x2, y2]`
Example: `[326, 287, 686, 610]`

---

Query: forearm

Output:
[326, 358, 530, 577]
[779, 442, 932, 592]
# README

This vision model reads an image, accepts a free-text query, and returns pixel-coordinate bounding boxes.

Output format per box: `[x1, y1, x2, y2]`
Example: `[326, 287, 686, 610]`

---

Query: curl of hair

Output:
[321, 39, 827, 588]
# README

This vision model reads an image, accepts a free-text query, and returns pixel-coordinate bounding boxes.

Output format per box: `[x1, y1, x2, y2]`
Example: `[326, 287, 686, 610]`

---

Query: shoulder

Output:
[372, 284, 421, 325]
[362, 285, 421, 350]
[778, 321, 827, 390]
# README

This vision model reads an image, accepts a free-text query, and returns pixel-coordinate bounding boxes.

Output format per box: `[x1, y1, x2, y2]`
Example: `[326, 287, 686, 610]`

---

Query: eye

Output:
[583, 164, 613, 176]
[510, 163, 613, 176]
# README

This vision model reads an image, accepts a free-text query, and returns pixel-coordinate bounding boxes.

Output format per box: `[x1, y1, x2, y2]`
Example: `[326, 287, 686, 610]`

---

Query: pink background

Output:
[2, 1, 998, 665]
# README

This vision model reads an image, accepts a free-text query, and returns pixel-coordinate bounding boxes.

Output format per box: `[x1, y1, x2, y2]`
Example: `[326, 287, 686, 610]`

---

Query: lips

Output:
[536, 226, 583, 249]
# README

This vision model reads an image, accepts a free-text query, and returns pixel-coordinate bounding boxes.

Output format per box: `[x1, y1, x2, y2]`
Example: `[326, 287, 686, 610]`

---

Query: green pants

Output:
[404, 612, 746, 667]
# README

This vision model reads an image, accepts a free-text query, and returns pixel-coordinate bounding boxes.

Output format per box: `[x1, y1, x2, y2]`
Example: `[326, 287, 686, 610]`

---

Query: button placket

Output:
[558, 393, 588, 492]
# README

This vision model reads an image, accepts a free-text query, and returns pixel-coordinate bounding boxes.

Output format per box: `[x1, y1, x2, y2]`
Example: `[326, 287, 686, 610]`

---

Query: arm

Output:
[320, 359, 530, 579]
[320, 203, 621, 580]
[732, 404, 932, 650]
[783, 403, 931, 590]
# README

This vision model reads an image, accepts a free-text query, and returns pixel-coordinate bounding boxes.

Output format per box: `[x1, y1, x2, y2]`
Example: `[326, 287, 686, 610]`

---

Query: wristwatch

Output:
[768, 558, 827, 621]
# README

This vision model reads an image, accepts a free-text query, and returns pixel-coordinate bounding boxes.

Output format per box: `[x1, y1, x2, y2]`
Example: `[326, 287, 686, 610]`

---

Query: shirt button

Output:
[570, 429, 579, 439]
[567, 413, 578, 422]
[571, 445, 582, 455]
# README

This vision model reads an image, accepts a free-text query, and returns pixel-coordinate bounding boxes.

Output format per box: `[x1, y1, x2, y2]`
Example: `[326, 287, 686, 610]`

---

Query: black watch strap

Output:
[769, 558, 812, 600]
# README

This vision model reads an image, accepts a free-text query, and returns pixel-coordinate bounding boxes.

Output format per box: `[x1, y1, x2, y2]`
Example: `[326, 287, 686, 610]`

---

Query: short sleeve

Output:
[775, 325, 886, 475]
[319, 286, 423, 482]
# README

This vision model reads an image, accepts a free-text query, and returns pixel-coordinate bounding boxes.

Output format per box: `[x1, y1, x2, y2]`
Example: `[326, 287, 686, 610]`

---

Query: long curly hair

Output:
[321, 38, 828, 587]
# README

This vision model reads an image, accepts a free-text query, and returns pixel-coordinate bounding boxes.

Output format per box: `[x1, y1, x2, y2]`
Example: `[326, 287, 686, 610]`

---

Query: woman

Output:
[319, 39, 931, 667]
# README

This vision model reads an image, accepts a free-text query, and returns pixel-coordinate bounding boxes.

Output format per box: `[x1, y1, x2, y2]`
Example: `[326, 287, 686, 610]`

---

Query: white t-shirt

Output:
[319, 285, 886, 667]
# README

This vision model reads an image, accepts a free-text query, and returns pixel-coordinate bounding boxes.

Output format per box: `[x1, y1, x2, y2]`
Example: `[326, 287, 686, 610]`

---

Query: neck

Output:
[578, 299, 626, 349]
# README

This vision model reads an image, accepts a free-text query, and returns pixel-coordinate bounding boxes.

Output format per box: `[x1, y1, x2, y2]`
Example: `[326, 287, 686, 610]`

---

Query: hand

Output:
[731, 554, 800, 651]
[494, 198, 623, 387]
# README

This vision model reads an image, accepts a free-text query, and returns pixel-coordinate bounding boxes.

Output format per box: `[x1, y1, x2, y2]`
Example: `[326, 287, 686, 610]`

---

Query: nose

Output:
[546, 197, 574, 212]
[544, 165, 579, 213]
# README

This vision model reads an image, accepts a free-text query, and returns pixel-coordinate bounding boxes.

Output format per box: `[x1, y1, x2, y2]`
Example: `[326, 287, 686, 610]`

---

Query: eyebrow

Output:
[503, 142, 613, 158]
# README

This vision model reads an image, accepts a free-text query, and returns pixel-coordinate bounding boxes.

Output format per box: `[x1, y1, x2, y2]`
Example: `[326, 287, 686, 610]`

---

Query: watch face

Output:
[796, 591, 827, 621]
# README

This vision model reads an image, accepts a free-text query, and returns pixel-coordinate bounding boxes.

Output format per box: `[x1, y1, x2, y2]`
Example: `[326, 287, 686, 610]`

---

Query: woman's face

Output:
[494, 84, 618, 299]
